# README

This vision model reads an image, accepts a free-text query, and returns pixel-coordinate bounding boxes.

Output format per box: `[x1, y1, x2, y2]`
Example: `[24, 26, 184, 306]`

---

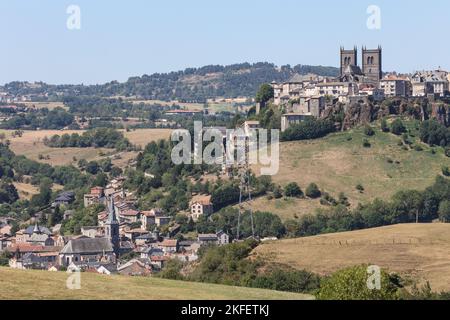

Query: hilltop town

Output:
[1, 45, 450, 299]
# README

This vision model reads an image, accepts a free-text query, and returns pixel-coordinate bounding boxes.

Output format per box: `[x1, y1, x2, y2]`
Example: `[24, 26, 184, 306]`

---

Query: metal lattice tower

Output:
[236, 134, 255, 241]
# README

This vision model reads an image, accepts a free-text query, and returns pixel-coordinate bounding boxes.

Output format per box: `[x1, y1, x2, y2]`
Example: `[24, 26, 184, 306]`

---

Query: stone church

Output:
[340, 46, 382, 85]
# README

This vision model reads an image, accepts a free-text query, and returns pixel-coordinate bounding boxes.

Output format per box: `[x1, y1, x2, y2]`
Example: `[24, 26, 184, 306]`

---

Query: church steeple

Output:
[33, 222, 41, 234]
[106, 196, 118, 223]
[104, 196, 120, 257]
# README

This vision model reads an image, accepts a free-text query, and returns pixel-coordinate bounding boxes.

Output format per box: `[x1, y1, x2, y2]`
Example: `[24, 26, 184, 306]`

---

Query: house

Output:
[216, 231, 230, 245]
[379, 75, 409, 97]
[80, 226, 101, 238]
[140, 247, 164, 260]
[135, 233, 157, 246]
[83, 186, 106, 207]
[15, 224, 54, 246]
[59, 237, 116, 267]
[316, 82, 358, 97]
[190, 194, 213, 222]
[198, 231, 229, 246]
[119, 209, 141, 223]
[123, 228, 148, 242]
[198, 234, 219, 246]
[118, 259, 152, 276]
[150, 255, 170, 269]
[52, 191, 75, 207]
[412, 70, 449, 97]
[291, 96, 325, 117]
[155, 216, 171, 227]
[141, 208, 162, 230]
[157, 239, 178, 254]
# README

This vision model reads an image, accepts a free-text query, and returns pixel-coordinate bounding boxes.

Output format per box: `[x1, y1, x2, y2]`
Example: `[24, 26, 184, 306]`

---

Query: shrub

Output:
[391, 119, 406, 135]
[305, 183, 321, 198]
[356, 184, 365, 193]
[362, 139, 371, 148]
[284, 182, 303, 198]
[364, 125, 375, 136]
[442, 166, 450, 177]
[317, 265, 401, 300]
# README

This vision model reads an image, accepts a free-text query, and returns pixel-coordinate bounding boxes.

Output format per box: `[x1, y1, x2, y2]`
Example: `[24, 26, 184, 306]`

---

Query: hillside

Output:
[252, 121, 450, 220]
[2, 63, 339, 101]
[0, 267, 313, 300]
[252, 223, 450, 292]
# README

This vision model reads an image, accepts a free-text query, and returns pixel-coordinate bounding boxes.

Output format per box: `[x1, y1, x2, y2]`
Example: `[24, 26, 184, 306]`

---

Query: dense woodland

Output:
[1, 63, 339, 102]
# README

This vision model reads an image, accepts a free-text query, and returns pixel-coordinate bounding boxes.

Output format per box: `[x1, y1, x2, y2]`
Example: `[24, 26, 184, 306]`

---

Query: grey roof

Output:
[60, 237, 113, 254]
[24, 225, 51, 235]
[343, 65, 363, 76]
[29, 233, 50, 242]
[198, 234, 218, 241]
[287, 74, 306, 83]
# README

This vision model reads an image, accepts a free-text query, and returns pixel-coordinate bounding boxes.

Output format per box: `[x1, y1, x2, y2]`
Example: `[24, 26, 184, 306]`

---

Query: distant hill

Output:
[0, 267, 313, 300]
[2, 63, 339, 102]
[252, 223, 450, 292]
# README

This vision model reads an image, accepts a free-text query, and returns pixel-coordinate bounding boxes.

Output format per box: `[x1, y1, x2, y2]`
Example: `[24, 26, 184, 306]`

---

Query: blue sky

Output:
[1, 0, 449, 85]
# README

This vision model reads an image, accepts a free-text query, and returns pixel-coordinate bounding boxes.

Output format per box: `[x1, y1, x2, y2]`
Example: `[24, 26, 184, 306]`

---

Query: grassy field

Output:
[253, 122, 450, 220]
[253, 223, 450, 292]
[0, 128, 173, 167]
[238, 197, 321, 222]
[122, 128, 172, 147]
[0, 267, 313, 300]
[21, 101, 68, 110]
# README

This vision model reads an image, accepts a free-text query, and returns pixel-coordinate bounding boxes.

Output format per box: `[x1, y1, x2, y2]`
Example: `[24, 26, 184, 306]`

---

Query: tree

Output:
[284, 182, 303, 198]
[391, 119, 406, 135]
[439, 201, 450, 222]
[305, 183, 321, 198]
[317, 265, 401, 300]
[255, 83, 274, 104]
[85, 161, 100, 175]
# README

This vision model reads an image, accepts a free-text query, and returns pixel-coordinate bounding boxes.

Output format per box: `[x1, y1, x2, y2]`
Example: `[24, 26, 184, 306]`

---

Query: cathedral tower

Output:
[340, 46, 358, 78]
[362, 46, 382, 84]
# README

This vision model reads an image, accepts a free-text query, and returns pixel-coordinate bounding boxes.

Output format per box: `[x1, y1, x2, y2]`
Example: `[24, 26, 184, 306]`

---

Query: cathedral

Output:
[340, 46, 382, 85]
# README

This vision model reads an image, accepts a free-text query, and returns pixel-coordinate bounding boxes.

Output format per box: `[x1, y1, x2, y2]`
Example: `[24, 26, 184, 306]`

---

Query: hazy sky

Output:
[1, 0, 449, 85]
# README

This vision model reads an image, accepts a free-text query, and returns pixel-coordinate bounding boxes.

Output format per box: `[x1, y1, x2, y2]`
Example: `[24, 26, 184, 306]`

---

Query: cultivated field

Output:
[253, 223, 450, 292]
[0, 267, 313, 300]
[253, 123, 450, 220]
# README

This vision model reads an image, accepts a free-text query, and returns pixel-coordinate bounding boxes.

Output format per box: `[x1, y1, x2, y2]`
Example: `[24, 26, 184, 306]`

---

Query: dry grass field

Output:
[252, 124, 450, 220]
[0, 129, 111, 166]
[13, 181, 64, 200]
[21, 101, 68, 110]
[0, 267, 313, 300]
[238, 197, 321, 222]
[0, 128, 174, 167]
[122, 128, 172, 147]
[253, 223, 450, 292]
